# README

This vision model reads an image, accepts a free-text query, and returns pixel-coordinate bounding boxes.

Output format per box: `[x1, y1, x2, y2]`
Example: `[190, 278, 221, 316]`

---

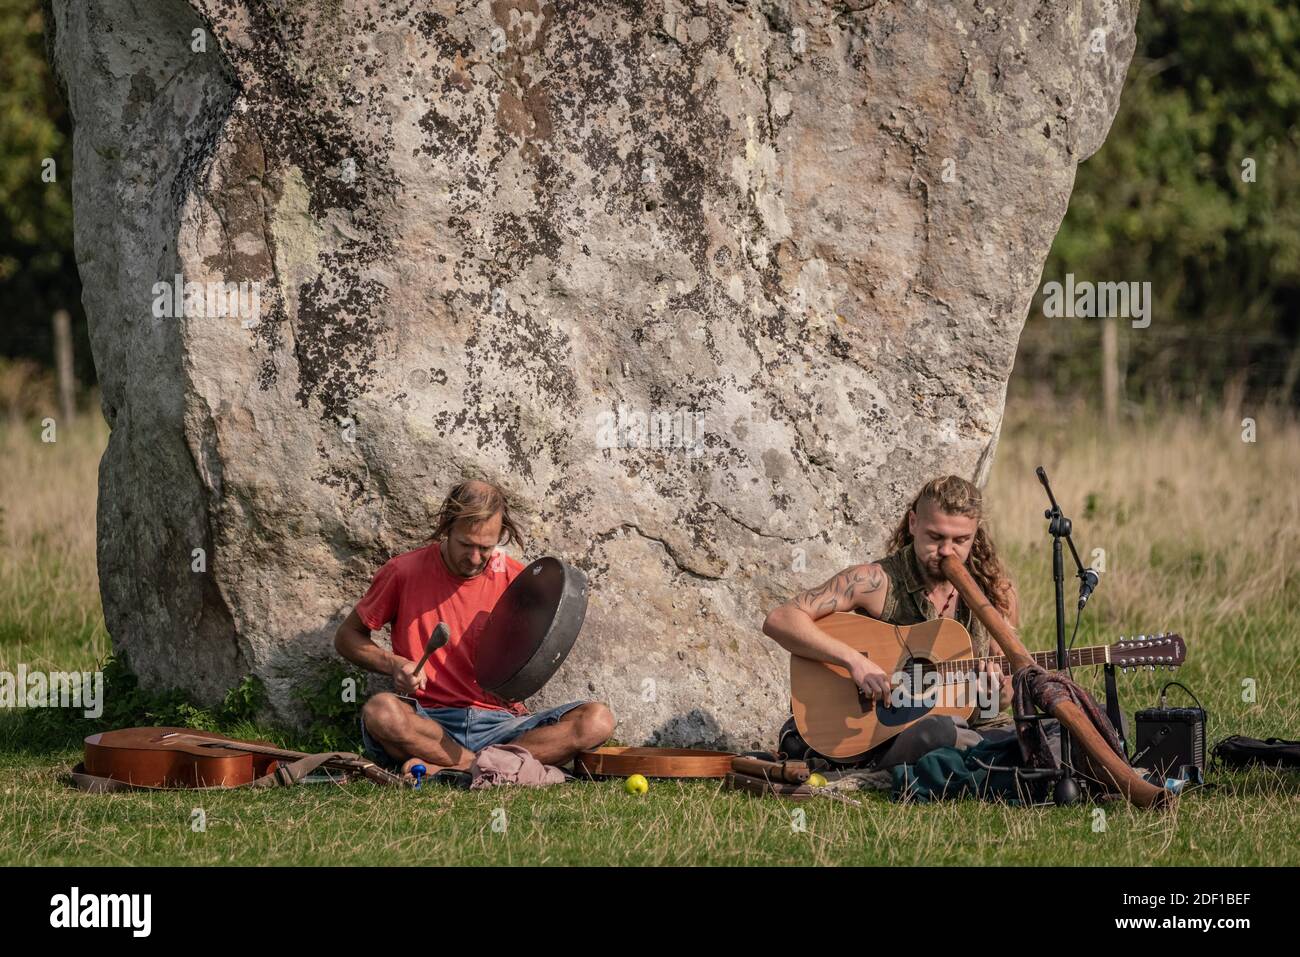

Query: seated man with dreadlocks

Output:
[762, 475, 1018, 769]
[336, 480, 615, 778]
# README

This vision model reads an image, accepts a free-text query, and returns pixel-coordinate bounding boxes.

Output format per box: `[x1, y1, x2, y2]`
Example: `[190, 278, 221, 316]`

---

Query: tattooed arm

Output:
[761, 564, 894, 702]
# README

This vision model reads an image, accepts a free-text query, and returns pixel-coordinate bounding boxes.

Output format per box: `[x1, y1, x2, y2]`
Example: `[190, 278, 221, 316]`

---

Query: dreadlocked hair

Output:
[886, 475, 1013, 618]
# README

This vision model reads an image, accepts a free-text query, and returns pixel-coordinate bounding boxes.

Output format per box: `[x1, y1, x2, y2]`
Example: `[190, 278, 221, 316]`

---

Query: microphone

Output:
[1078, 568, 1100, 611]
[413, 621, 451, 673]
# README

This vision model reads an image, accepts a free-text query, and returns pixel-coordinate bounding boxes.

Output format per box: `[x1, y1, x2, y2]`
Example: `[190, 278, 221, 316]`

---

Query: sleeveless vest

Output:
[867, 546, 1012, 729]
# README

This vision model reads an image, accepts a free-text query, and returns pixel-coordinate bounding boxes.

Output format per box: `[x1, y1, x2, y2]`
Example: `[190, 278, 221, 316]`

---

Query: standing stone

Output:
[47, 0, 1136, 748]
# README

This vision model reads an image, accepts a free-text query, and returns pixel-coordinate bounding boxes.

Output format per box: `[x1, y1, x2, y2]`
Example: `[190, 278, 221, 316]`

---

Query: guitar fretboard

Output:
[926, 645, 1109, 678]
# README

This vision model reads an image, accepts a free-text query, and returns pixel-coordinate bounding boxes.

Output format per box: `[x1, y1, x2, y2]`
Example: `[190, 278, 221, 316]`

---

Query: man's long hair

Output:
[429, 480, 524, 546]
[886, 475, 1013, 617]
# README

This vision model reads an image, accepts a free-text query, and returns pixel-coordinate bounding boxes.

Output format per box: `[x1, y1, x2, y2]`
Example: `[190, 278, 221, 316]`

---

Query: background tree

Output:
[0, 0, 91, 388]
[1018, 0, 1300, 409]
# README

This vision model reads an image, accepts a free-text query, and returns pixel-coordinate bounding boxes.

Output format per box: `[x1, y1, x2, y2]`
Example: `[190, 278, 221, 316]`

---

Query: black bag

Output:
[1212, 735, 1300, 769]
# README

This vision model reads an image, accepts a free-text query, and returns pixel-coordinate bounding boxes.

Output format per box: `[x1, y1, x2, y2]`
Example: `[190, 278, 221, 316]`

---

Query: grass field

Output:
[1, 401, 1298, 866]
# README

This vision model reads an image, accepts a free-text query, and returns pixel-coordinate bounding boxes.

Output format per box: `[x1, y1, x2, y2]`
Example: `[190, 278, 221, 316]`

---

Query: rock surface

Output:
[49, 0, 1136, 748]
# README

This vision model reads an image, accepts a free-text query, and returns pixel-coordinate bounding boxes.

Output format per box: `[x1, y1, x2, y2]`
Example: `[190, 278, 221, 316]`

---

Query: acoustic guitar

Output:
[790, 614, 1186, 760]
[76, 727, 402, 789]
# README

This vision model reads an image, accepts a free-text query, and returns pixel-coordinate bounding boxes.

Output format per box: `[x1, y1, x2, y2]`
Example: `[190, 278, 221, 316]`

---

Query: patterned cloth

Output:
[1013, 664, 1127, 790]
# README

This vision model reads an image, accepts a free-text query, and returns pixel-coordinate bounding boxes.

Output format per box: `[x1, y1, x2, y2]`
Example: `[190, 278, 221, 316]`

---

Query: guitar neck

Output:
[939, 644, 1110, 677]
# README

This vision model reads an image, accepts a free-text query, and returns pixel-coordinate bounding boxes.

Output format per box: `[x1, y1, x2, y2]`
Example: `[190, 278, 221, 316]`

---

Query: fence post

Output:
[53, 308, 76, 423]
[1102, 315, 1119, 429]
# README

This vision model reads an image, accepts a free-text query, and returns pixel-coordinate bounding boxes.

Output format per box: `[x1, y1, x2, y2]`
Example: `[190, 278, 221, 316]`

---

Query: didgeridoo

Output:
[939, 555, 1171, 810]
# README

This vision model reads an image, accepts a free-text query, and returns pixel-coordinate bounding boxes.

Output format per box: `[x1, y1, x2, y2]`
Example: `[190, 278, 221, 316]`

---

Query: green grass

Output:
[3, 754, 1298, 866]
[2, 405, 1299, 866]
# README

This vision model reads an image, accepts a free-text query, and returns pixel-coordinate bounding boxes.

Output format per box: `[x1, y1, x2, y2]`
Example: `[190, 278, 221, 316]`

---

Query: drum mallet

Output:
[405, 622, 451, 789]
[412, 621, 451, 674]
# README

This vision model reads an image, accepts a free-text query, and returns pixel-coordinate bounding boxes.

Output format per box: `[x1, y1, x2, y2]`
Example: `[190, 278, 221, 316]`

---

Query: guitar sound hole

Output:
[898, 658, 935, 696]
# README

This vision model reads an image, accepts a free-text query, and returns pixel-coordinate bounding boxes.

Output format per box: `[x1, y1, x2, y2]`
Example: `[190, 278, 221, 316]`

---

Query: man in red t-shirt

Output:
[335, 480, 615, 778]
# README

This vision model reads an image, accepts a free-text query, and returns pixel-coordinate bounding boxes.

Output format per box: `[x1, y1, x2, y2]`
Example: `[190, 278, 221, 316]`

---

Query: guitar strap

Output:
[1103, 663, 1131, 760]
[889, 622, 919, 674]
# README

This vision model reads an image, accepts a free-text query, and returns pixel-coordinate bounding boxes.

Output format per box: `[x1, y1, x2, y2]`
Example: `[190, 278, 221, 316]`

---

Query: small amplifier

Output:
[1134, 706, 1206, 779]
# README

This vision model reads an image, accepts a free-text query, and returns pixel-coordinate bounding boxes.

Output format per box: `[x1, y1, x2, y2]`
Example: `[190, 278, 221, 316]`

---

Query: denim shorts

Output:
[360, 697, 588, 770]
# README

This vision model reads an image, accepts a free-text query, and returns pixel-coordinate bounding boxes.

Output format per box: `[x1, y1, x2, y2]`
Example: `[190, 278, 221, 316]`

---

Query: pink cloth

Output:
[469, 744, 567, 789]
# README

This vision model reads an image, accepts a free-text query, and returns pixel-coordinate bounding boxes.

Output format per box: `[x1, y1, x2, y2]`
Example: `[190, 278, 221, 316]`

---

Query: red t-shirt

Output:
[354, 542, 526, 713]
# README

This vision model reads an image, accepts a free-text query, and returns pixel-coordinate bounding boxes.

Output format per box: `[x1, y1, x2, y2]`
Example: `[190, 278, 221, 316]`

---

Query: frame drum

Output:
[475, 557, 588, 702]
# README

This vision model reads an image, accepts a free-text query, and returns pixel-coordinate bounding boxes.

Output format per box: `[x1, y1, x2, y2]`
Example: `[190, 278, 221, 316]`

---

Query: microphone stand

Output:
[1034, 466, 1092, 806]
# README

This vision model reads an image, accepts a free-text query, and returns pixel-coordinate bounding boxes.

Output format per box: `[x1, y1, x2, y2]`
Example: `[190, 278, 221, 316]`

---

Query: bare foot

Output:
[401, 757, 436, 780]
[400, 756, 476, 778]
